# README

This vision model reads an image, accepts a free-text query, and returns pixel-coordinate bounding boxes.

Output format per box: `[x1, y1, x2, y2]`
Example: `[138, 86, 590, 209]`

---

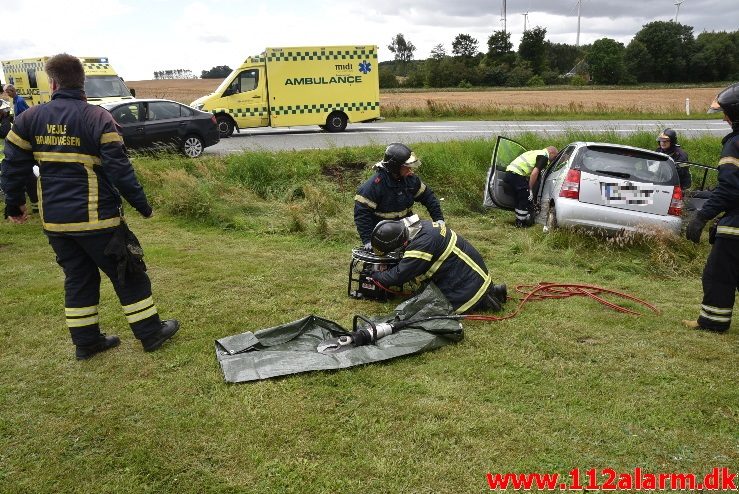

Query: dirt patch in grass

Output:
[321, 162, 367, 191]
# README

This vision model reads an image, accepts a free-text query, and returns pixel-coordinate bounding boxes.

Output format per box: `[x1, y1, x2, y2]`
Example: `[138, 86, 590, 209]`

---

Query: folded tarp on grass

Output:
[215, 284, 464, 383]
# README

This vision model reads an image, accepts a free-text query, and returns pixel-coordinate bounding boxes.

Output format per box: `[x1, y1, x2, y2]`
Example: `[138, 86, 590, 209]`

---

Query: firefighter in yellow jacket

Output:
[504, 146, 558, 227]
[1, 54, 179, 359]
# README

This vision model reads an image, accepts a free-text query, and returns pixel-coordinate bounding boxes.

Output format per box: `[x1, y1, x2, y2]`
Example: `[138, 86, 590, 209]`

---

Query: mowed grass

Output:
[0, 134, 737, 493]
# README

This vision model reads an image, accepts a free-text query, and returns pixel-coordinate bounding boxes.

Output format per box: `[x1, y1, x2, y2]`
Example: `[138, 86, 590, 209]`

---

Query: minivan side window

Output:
[551, 145, 576, 171]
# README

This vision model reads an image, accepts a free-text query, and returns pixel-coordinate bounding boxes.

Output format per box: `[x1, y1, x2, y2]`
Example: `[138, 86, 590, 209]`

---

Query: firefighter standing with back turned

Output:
[1, 53, 180, 359]
[683, 82, 739, 333]
[354, 143, 444, 249]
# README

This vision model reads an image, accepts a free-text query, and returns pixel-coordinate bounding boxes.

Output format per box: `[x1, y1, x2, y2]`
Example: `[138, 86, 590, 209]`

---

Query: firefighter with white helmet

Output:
[683, 82, 739, 333]
[354, 143, 444, 249]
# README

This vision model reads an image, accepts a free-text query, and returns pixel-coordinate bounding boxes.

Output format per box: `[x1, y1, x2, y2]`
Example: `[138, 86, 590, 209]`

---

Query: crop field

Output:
[127, 79, 723, 119]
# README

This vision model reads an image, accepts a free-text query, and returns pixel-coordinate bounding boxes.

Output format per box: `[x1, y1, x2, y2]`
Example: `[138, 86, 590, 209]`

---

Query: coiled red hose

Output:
[463, 281, 660, 321]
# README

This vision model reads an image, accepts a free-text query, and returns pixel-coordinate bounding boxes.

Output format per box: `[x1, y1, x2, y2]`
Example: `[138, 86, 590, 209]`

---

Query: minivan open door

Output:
[483, 136, 528, 209]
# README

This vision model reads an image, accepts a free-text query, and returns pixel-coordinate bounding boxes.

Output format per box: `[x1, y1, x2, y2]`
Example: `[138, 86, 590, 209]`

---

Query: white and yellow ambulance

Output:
[1, 56, 135, 107]
[190, 45, 380, 136]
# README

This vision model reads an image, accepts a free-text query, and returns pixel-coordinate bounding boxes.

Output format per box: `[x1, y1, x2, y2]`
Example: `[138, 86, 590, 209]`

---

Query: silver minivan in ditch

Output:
[484, 137, 687, 235]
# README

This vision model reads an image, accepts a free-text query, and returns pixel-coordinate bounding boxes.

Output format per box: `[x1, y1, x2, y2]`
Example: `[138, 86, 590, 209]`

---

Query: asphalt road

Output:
[205, 119, 730, 155]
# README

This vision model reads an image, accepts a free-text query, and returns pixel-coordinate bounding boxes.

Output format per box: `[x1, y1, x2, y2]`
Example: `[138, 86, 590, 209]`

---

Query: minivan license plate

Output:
[602, 183, 654, 205]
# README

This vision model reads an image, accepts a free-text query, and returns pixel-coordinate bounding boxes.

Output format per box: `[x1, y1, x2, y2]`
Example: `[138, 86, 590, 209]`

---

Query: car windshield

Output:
[577, 146, 677, 185]
[85, 76, 132, 98]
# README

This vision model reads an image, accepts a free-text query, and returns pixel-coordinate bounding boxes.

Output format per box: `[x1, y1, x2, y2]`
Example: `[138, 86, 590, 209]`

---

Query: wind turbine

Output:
[674, 0, 685, 22]
[575, 0, 582, 46]
[522, 11, 529, 32]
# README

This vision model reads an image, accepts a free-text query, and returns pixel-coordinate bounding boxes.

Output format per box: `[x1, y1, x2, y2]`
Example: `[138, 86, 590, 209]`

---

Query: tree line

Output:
[382, 21, 738, 88]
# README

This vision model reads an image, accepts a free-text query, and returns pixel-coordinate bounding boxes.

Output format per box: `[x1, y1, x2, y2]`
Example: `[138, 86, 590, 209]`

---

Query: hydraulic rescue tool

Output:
[317, 314, 463, 354]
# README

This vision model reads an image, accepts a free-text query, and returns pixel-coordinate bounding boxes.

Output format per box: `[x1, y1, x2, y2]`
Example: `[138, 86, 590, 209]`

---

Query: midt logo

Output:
[285, 75, 363, 86]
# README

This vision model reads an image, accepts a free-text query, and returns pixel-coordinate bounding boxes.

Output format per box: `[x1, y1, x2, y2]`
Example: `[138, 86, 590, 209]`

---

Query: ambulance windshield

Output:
[85, 76, 132, 98]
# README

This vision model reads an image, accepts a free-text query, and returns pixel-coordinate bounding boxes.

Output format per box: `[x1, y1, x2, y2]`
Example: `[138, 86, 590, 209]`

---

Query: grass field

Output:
[127, 79, 724, 121]
[1, 134, 737, 493]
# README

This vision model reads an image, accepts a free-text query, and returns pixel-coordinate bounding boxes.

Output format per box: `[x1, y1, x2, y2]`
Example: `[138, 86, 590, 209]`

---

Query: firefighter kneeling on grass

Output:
[683, 82, 739, 333]
[1, 53, 180, 360]
[369, 215, 507, 314]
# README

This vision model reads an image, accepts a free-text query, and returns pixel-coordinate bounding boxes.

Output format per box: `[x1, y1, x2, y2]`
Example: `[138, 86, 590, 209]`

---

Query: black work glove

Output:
[686, 216, 708, 243]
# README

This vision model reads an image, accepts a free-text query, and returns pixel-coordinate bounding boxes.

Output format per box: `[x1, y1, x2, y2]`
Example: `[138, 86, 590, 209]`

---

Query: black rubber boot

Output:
[75, 334, 121, 361]
[142, 319, 180, 352]
[492, 284, 507, 304]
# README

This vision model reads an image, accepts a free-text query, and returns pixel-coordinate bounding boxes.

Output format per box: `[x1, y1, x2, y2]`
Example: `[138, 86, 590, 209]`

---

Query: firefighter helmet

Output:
[708, 82, 739, 123]
[657, 128, 677, 146]
[371, 220, 409, 255]
[381, 143, 419, 175]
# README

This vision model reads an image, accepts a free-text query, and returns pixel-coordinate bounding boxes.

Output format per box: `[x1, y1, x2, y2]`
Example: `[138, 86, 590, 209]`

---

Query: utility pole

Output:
[576, 0, 582, 47]
[502, 0, 507, 35]
[674, 0, 685, 22]
[522, 12, 528, 32]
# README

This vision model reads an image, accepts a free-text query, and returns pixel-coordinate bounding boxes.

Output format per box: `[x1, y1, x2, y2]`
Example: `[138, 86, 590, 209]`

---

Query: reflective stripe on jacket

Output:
[699, 130, 739, 239]
[1, 89, 151, 234]
[371, 220, 491, 313]
[354, 166, 444, 244]
[505, 149, 548, 177]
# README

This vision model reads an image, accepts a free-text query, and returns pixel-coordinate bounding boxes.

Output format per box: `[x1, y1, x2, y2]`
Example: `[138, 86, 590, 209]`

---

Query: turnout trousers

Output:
[698, 236, 739, 332]
[503, 171, 532, 226]
[48, 232, 162, 346]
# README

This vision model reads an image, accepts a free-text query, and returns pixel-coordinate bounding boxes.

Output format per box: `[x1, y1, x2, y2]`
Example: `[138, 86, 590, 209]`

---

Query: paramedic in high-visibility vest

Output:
[503, 146, 558, 227]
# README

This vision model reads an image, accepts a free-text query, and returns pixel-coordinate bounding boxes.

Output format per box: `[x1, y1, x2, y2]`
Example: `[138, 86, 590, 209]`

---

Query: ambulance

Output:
[190, 45, 380, 137]
[1, 56, 135, 107]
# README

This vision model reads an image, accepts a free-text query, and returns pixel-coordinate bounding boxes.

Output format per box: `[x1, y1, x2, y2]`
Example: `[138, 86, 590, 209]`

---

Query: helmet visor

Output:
[707, 97, 723, 114]
[401, 152, 420, 168]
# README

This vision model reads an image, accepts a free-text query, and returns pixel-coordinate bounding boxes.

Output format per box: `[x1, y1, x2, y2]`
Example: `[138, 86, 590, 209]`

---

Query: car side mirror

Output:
[222, 88, 235, 97]
[130, 88, 136, 97]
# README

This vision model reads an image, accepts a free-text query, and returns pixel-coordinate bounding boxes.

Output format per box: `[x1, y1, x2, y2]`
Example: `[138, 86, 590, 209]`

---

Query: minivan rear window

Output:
[575, 146, 677, 185]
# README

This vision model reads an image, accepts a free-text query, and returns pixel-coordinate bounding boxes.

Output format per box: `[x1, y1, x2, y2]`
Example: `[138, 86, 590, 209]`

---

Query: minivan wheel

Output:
[216, 114, 234, 138]
[545, 205, 558, 232]
[324, 112, 347, 132]
[182, 135, 204, 158]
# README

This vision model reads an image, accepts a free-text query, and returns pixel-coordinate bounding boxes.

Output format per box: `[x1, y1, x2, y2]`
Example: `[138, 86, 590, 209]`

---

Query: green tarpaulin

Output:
[215, 284, 464, 383]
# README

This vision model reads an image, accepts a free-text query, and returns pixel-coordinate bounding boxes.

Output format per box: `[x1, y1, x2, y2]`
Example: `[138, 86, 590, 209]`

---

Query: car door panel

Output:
[110, 103, 145, 149]
[484, 136, 528, 209]
[144, 101, 183, 148]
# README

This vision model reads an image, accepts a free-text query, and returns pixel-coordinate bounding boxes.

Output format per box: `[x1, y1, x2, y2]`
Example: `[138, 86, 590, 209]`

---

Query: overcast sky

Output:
[0, 0, 736, 81]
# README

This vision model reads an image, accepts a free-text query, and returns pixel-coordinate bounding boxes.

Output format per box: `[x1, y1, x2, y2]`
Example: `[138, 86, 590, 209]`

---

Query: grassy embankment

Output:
[1, 132, 736, 493]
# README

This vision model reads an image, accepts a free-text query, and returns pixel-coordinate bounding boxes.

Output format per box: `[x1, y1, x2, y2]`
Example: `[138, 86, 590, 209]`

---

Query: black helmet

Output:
[657, 128, 677, 146]
[708, 82, 739, 123]
[371, 220, 409, 255]
[381, 143, 419, 175]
